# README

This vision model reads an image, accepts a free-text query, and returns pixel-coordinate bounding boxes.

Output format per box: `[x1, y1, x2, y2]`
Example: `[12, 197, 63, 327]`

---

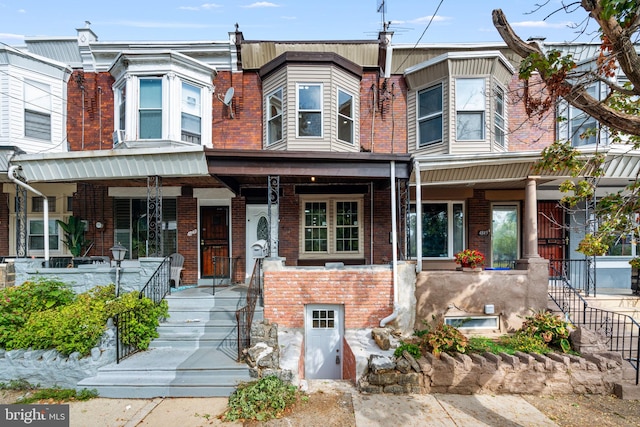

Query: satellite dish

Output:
[223, 87, 234, 106]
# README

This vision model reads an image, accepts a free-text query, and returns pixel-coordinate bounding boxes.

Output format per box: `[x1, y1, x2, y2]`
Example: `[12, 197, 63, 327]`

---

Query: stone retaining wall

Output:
[0, 262, 15, 289]
[0, 321, 117, 389]
[359, 350, 623, 395]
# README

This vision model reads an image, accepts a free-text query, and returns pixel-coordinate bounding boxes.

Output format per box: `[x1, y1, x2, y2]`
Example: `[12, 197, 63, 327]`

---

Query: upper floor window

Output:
[117, 85, 126, 132]
[418, 84, 443, 147]
[456, 78, 485, 140]
[569, 83, 599, 146]
[267, 88, 283, 145]
[139, 78, 162, 139]
[298, 84, 322, 137]
[181, 82, 201, 144]
[24, 80, 51, 141]
[494, 86, 505, 147]
[337, 89, 354, 144]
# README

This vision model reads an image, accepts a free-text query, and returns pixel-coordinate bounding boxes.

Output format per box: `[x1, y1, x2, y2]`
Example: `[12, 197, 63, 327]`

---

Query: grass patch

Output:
[17, 387, 98, 404]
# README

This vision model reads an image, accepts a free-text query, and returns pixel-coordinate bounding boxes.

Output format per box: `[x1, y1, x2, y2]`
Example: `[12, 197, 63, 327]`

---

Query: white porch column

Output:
[524, 177, 540, 259]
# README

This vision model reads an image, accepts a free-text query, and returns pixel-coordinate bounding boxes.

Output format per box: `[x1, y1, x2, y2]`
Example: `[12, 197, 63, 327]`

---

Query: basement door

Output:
[305, 305, 343, 379]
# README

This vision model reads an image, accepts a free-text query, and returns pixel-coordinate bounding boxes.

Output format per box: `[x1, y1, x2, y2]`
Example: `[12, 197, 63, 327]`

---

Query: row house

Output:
[1, 24, 636, 379]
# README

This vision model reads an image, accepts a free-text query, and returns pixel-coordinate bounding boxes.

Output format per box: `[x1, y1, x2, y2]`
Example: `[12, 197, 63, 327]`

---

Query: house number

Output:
[478, 230, 490, 236]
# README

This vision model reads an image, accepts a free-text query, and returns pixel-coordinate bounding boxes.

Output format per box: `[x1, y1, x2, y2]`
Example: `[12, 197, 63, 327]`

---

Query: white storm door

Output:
[305, 304, 343, 379]
[245, 205, 277, 282]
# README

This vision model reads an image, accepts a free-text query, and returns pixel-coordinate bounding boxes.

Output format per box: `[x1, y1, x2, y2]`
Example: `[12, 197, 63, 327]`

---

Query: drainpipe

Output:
[8, 165, 50, 266]
[380, 160, 398, 327]
[415, 159, 422, 272]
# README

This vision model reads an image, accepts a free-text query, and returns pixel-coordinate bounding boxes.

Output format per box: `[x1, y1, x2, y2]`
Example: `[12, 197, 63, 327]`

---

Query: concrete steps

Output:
[78, 285, 262, 398]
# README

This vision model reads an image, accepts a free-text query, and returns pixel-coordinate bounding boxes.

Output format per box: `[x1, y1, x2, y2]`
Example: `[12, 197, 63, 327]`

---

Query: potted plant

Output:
[56, 216, 91, 264]
[454, 249, 485, 271]
[630, 257, 640, 295]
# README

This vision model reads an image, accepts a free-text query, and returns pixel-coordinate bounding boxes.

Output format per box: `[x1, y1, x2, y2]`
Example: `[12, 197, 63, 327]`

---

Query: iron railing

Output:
[549, 258, 594, 296]
[549, 259, 640, 385]
[115, 256, 171, 363]
[211, 256, 240, 295]
[235, 258, 262, 361]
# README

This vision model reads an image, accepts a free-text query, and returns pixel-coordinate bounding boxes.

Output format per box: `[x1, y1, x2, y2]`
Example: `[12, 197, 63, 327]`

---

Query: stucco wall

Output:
[415, 259, 549, 332]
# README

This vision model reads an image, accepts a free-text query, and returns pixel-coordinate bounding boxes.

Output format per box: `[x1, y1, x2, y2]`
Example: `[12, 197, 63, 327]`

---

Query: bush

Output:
[0, 278, 75, 349]
[424, 323, 469, 357]
[224, 376, 299, 422]
[520, 310, 571, 353]
[107, 291, 169, 350]
[394, 341, 421, 359]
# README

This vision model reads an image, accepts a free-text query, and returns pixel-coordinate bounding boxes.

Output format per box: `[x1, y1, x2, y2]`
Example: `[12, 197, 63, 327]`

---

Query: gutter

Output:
[380, 160, 398, 327]
[8, 165, 50, 266]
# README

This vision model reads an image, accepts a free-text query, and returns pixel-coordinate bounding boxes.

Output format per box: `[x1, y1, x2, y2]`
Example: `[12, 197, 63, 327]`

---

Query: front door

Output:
[200, 206, 229, 278]
[245, 204, 278, 282]
[305, 304, 343, 379]
[491, 204, 519, 267]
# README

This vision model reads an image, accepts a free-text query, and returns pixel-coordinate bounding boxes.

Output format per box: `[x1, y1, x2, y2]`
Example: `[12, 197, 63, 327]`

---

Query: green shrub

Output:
[424, 323, 468, 357]
[107, 291, 169, 350]
[0, 278, 75, 349]
[499, 333, 551, 354]
[520, 310, 571, 353]
[394, 341, 421, 359]
[224, 376, 299, 422]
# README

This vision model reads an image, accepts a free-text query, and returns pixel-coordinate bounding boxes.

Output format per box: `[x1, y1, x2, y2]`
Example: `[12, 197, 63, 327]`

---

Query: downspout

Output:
[8, 165, 49, 266]
[380, 160, 398, 327]
[415, 159, 422, 272]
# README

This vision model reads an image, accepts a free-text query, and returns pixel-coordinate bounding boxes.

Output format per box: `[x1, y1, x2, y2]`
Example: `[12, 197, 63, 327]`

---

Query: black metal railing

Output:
[549, 260, 640, 385]
[549, 258, 594, 295]
[211, 256, 240, 295]
[235, 258, 262, 361]
[115, 256, 171, 363]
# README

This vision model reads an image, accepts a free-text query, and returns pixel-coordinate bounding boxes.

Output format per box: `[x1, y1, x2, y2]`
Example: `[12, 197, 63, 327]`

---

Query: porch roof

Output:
[10, 146, 214, 185]
[205, 149, 413, 193]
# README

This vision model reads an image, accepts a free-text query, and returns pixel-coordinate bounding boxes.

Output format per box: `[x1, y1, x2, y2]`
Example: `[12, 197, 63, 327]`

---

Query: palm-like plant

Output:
[56, 216, 91, 257]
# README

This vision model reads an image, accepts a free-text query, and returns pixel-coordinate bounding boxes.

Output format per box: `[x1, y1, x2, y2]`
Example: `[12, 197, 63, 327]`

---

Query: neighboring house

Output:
[1, 25, 637, 379]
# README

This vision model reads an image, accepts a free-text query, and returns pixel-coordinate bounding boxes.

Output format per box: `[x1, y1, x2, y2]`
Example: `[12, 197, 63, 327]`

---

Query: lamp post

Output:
[110, 243, 127, 297]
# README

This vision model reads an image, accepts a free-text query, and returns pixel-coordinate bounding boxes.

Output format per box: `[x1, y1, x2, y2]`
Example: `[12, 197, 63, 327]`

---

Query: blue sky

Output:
[0, 0, 600, 45]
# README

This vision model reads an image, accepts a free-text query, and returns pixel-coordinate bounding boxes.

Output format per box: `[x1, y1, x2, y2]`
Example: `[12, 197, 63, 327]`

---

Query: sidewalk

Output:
[66, 392, 557, 426]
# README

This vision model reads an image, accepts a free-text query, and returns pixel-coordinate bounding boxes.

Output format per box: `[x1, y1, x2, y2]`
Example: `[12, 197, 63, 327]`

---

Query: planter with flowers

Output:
[454, 249, 485, 272]
[630, 257, 640, 295]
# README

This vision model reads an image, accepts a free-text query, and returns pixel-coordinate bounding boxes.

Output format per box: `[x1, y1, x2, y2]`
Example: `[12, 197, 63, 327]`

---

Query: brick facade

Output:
[263, 269, 393, 328]
[177, 195, 198, 285]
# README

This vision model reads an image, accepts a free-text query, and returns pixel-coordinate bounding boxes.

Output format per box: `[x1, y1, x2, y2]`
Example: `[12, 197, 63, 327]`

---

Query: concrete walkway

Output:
[64, 390, 557, 426]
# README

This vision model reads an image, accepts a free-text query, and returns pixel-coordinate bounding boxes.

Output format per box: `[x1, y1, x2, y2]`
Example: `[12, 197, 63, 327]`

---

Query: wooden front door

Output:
[200, 206, 229, 278]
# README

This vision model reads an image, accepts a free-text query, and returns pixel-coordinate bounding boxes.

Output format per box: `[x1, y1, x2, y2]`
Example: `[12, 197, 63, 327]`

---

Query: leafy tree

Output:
[492, 2, 640, 255]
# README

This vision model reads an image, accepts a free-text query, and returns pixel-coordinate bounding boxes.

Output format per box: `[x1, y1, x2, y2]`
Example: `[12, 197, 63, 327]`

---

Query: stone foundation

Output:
[0, 262, 15, 289]
[244, 321, 294, 383]
[359, 350, 623, 395]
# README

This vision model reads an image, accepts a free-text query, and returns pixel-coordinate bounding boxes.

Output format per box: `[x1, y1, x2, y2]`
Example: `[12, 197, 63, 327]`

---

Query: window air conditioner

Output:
[112, 130, 125, 145]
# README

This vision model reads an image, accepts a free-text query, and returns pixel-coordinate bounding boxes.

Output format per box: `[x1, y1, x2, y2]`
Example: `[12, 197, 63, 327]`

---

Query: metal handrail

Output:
[212, 256, 240, 295]
[116, 256, 171, 363]
[235, 258, 262, 361]
[549, 259, 640, 385]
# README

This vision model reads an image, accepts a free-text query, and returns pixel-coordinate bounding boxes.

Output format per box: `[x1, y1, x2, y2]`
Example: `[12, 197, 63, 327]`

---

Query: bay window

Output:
[181, 82, 202, 144]
[494, 86, 505, 146]
[418, 84, 443, 146]
[337, 89, 354, 144]
[24, 80, 51, 141]
[267, 88, 283, 145]
[456, 78, 485, 140]
[139, 78, 162, 139]
[298, 84, 322, 137]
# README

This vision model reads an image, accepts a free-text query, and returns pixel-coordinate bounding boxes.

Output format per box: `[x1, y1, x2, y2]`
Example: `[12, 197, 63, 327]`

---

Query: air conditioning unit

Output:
[112, 130, 125, 146]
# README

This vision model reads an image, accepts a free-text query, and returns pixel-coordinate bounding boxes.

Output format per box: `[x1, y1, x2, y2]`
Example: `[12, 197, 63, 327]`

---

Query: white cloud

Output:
[17, 8, 25, 13]
[241, 2, 280, 8]
[512, 20, 574, 29]
[178, 3, 222, 11]
[409, 15, 450, 24]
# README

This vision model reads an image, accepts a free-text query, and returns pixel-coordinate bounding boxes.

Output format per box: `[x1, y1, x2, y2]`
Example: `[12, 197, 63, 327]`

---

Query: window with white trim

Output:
[181, 82, 202, 144]
[116, 84, 126, 132]
[267, 88, 283, 145]
[24, 80, 51, 141]
[409, 201, 464, 258]
[569, 83, 599, 147]
[302, 197, 362, 257]
[456, 78, 485, 140]
[418, 84, 443, 146]
[337, 89, 354, 144]
[494, 85, 505, 146]
[28, 219, 59, 251]
[139, 78, 162, 139]
[297, 84, 322, 137]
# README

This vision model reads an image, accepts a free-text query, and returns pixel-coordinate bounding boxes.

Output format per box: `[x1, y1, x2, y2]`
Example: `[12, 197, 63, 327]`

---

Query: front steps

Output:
[78, 285, 262, 398]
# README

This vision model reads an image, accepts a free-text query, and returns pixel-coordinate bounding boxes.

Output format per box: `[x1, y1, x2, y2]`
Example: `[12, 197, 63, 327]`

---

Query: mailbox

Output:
[251, 239, 268, 258]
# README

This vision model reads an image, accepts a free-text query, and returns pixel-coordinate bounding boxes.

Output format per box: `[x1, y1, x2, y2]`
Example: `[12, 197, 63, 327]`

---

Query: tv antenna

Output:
[217, 87, 235, 119]
[377, 0, 387, 29]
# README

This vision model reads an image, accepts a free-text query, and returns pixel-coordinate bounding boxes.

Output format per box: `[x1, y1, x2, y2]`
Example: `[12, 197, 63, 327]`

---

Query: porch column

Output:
[524, 177, 540, 258]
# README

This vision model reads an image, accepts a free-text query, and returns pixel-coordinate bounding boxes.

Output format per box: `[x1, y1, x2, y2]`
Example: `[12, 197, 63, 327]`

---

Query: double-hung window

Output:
[494, 86, 505, 146]
[456, 78, 485, 140]
[569, 83, 598, 147]
[297, 84, 322, 137]
[24, 80, 51, 141]
[337, 89, 354, 144]
[28, 219, 59, 251]
[267, 88, 283, 145]
[181, 82, 202, 144]
[139, 78, 162, 139]
[302, 198, 362, 256]
[409, 202, 464, 258]
[418, 84, 443, 146]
